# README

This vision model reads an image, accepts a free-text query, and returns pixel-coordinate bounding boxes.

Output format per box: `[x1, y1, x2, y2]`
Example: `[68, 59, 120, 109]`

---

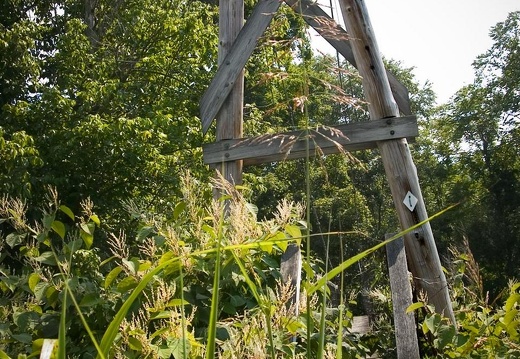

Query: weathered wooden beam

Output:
[201, 0, 282, 134]
[203, 116, 417, 166]
[339, 0, 455, 324]
[386, 235, 420, 359]
[215, 0, 244, 188]
[284, 0, 411, 115]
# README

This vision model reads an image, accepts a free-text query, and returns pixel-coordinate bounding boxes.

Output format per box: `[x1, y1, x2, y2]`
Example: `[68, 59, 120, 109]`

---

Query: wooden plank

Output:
[203, 116, 417, 165]
[339, 0, 455, 324]
[200, 0, 282, 134]
[386, 235, 420, 359]
[284, 0, 411, 115]
[214, 0, 244, 188]
[280, 243, 302, 314]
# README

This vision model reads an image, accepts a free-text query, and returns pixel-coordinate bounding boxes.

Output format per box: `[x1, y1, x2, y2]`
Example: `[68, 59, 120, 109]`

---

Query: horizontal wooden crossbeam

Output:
[203, 116, 417, 166]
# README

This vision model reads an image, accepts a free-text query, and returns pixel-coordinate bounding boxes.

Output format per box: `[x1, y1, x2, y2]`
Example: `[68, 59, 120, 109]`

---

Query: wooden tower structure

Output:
[199, 0, 456, 349]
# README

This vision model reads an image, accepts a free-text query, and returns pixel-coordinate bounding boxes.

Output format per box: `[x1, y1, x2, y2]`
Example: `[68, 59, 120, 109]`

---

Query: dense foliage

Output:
[1, 0, 519, 357]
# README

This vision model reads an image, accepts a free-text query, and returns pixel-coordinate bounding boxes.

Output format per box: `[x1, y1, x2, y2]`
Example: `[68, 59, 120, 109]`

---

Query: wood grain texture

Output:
[200, 0, 282, 134]
[386, 236, 420, 359]
[340, 0, 456, 324]
[215, 0, 245, 187]
[203, 116, 418, 165]
[283, 0, 411, 115]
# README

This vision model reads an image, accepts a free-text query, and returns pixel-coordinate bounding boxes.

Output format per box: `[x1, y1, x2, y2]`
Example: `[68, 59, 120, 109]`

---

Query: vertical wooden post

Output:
[216, 0, 244, 189]
[339, 0, 455, 324]
[386, 235, 420, 359]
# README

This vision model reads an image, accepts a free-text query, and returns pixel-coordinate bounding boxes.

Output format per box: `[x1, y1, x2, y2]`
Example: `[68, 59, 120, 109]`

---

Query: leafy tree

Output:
[1, 0, 219, 228]
[421, 11, 520, 292]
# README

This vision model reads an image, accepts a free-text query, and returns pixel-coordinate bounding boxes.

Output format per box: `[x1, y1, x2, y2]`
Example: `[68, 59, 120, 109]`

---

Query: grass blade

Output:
[307, 204, 458, 295]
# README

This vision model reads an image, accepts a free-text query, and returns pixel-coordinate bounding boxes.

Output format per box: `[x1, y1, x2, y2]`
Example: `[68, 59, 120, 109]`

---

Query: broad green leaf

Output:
[51, 220, 66, 240]
[0, 350, 11, 359]
[79, 293, 101, 307]
[11, 333, 32, 344]
[128, 337, 143, 351]
[80, 230, 94, 249]
[437, 325, 456, 349]
[150, 311, 172, 320]
[43, 214, 55, 230]
[122, 258, 138, 274]
[59, 205, 75, 221]
[169, 337, 190, 359]
[137, 226, 155, 242]
[28, 273, 40, 293]
[34, 282, 49, 301]
[166, 298, 188, 307]
[173, 201, 186, 220]
[406, 302, 425, 313]
[201, 224, 216, 239]
[80, 223, 93, 235]
[46, 286, 59, 307]
[116, 276, 138, 293]
[285, 224, 302, 239]
[424, 314, 441, 335]
[150, 328, 169, 339]
[6, 232, 24, 248]
[259, 242, 273, 253]
[104, 266, 123, 289]
[90, 214, 100, 227]
[138, 260, 152, 272]
[505, 293, 520, 312]
[34, 251, 58, 266]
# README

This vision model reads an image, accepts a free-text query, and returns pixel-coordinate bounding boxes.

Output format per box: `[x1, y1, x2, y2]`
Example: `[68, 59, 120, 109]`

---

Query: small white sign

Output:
[403, 191, 418, 211]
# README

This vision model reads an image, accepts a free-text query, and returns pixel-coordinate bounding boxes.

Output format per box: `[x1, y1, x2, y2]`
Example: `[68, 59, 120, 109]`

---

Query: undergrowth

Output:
[0, 177, 518, 358]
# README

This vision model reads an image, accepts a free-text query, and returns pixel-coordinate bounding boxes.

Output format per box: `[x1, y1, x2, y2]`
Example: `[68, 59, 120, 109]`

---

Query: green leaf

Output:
[201, 224, 216, 239]
[149, 311, 172, 320]
[90, 214, 100, 227]
[34, 282, 49, 301]
[79, 293, 101, 307]
[46, 286, 59, 307]
[28, 273, 40, 293]
[128, 337, 143, 351]
[169, 337, 190, 359]
[80, 230, 94, 249]
[59, 205, 75, 221]
[11, 333, 32, 344]
[6, 232, 24, 248]
[437, 325, 456, 349]
[137, 226, 155, 242]
[173, 201, 186, 220]
[80, 223, 92, 235]
[122, 258, 138, 274]
[424, 314, 441, 335]
[505, 293, 520, 312]
[0, 349, 11, 359]
[285, 224, 301, 239]
[116, 276, 138, 293]
[43, 214, 55, 230]
[51, 220, 66, 240]
[104, 266, 123, 289]
[166, 298, 188, 307]
[34, 252, 58, 266]
[307, 206, 458, 295]
[406, 302, 425, 313]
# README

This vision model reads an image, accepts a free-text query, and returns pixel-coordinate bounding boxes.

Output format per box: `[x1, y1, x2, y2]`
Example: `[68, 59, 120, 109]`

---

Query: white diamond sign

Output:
[403, 191, 418, 212]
